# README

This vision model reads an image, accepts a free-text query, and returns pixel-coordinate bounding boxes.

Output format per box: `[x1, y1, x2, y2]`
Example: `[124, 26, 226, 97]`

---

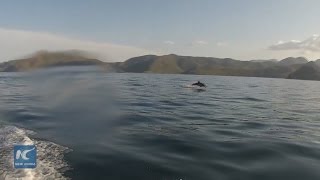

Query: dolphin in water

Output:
[192, 81, 206, 87]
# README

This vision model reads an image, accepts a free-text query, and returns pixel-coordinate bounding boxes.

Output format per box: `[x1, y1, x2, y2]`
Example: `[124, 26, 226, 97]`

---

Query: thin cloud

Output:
[216, 42, 228, 47]
[269, 34, 320, 52]
[164, 40, 175, 45]
[0, 28, 153, 62]
[193, 40, 208, 46]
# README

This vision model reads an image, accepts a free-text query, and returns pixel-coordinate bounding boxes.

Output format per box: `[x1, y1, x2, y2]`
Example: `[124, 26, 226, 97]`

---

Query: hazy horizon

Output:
[1, 0, 320, 62]
[3, 48, 320, 63]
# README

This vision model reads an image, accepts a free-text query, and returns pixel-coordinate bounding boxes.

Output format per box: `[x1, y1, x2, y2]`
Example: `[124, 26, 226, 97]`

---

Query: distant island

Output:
[1, 50, 320, 81]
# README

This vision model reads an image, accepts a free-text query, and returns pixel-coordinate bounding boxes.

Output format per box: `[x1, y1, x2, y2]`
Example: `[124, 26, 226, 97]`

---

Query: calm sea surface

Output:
[1, 66, 320, 180]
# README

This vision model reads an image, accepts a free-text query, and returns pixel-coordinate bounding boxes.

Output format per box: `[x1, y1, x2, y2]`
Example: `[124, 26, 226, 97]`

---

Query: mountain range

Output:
[1, 51, 320, 81]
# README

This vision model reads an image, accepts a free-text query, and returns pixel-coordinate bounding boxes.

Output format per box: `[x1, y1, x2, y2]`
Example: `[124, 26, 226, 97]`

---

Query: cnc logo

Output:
[14, 145, 37, 169]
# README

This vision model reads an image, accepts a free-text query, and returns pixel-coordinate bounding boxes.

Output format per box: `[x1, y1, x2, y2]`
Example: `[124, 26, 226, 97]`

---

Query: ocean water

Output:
[1, 66, 320, 180]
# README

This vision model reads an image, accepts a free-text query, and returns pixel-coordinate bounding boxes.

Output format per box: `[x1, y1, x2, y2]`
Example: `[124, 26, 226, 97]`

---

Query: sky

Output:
[1, 0, 320, 62]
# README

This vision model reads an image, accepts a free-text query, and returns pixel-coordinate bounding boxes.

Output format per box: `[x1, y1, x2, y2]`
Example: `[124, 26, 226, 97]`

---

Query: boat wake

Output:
[0, 125, 71, 180]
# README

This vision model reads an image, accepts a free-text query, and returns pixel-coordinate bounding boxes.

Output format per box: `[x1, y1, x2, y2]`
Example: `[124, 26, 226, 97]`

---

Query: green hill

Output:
[288, 62, 320, 80]
[0, 50, 105, 72]
[278, 57, 308, 66]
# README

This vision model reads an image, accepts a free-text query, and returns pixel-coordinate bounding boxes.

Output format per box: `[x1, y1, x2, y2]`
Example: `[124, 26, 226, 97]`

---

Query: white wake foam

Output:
[0, 125, 72, 180]
[183, 84, 206, 91]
